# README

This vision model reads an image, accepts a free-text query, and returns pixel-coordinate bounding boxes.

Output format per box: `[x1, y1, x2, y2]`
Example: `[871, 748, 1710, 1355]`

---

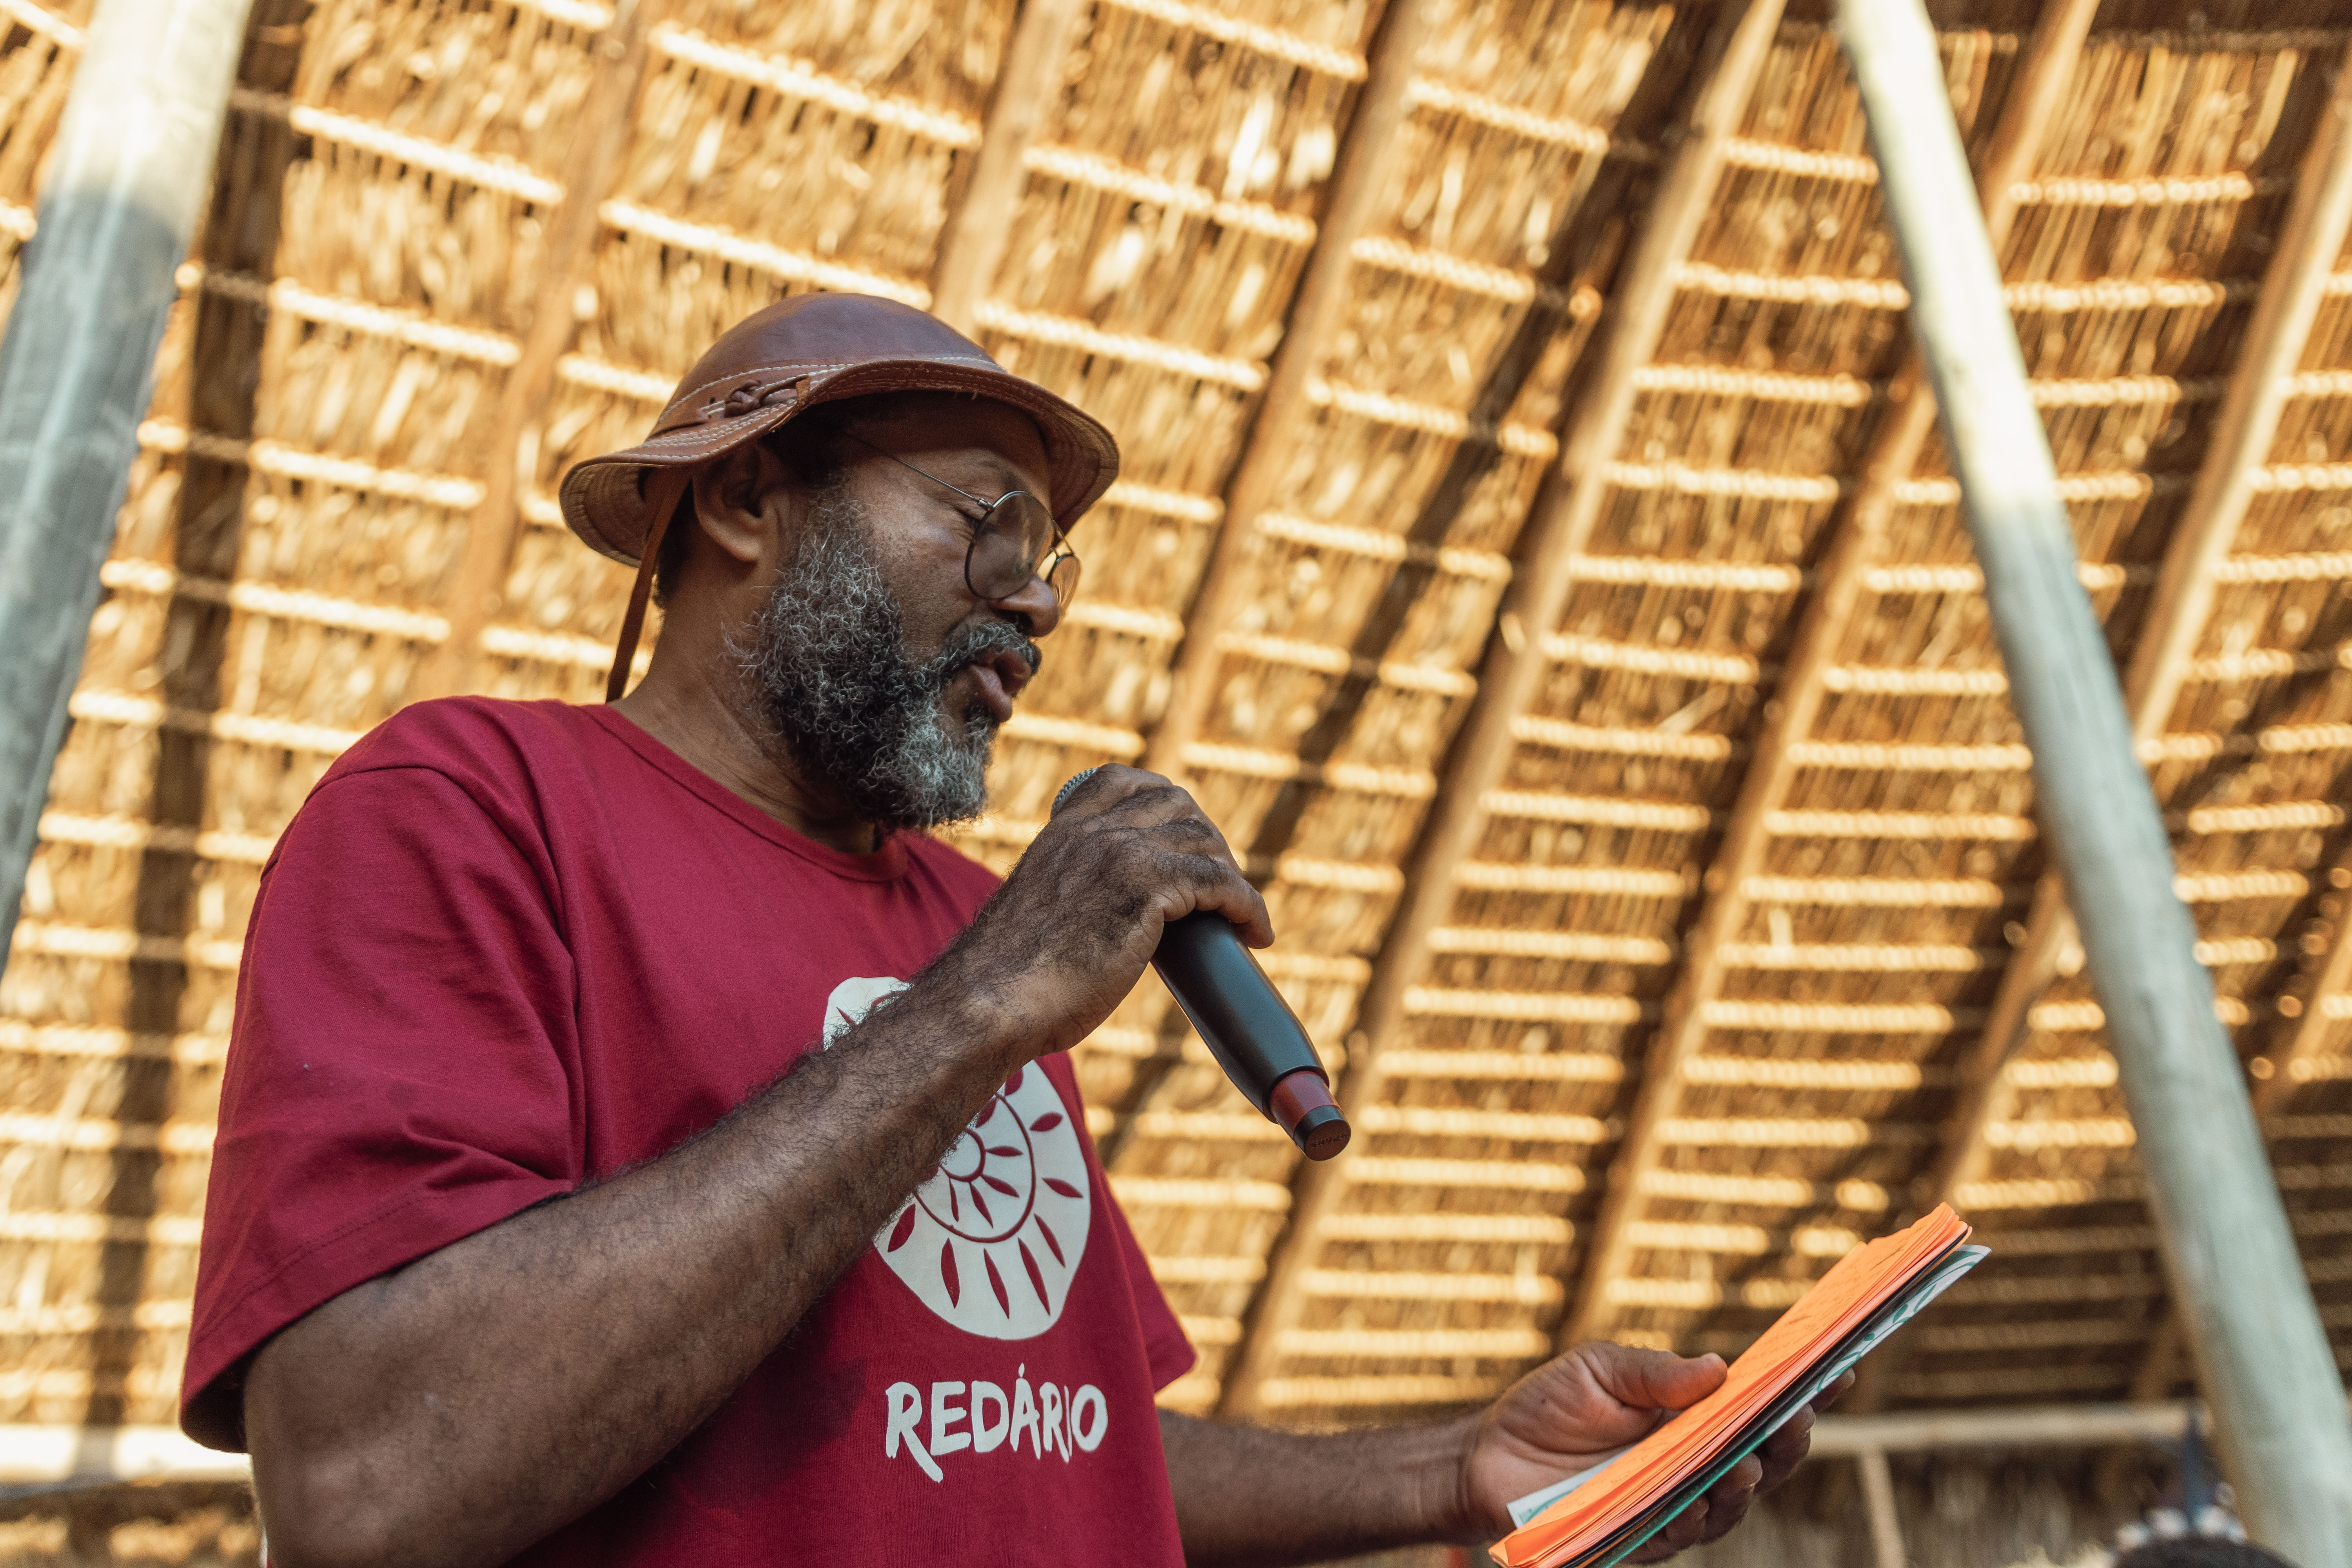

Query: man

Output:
[184, 294, 1838, 1566]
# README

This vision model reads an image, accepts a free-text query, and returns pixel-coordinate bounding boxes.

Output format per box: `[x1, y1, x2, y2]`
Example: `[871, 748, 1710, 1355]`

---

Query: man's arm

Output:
[243, 767, 1264, 1568]
[1159, 1408, 1472, 1566]
[1159, 1343, 1846, 1568]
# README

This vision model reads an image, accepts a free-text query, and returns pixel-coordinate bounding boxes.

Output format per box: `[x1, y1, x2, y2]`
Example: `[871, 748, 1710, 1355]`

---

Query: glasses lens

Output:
[1045, 550, 1082, 609]
[966, 492, 1067, 599]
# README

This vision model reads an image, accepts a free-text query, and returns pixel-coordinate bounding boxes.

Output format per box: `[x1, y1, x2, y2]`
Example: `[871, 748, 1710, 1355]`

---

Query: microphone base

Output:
[1269, 1069, 1351, 1160]
[1290, 1103, 1350, 1160]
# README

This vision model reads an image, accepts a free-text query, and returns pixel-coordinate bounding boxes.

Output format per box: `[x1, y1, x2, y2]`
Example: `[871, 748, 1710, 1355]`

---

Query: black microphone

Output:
[1051, 769, 1350, 1160]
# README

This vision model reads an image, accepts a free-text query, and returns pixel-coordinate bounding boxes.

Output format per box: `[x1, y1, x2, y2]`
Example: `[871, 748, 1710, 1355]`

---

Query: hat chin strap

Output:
[606, 468, 697, 703]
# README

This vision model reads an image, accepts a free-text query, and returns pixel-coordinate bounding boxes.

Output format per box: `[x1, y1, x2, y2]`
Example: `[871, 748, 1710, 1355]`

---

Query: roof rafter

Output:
[1216, 0, 1791, 1419]
[1220, 37, 1672, 876]
[1140, 0, 1431, 778]
[1926, 29, 2352, 1248]
[1902, 36, 2352, 1413]
[2264, 885, 2352, 1112]
[1088, 0, 1431, 1376]
[420, 0, 655, 699]
[925, 0, 1090, 334]
[1558, 0, 2101, 1352]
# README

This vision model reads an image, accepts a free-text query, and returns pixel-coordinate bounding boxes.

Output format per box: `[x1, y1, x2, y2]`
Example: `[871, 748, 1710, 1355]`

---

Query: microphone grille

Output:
[1051, 767, 1103, 818]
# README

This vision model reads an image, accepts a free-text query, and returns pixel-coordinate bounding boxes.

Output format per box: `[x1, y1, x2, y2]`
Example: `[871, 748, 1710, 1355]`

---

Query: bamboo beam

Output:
[1216, 0, 1788, 1420]
[419, 0, 657, 700]
[1141, 0, 1431, 778]
[1857, 1451, 1906, 1568]
[1559, 0, 2097, 1352]
[1840, 3, 2352, 1559]
[0, 1424, 252, 1485]
[0, 0, 256, 967]
[1808, 1399, 2205, 1456]
[1929, 30, 2352, 1226]
[926, 0, 1088, 334]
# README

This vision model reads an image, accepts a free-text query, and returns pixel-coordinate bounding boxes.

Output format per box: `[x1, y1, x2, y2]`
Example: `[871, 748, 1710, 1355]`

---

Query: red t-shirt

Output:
[185, 697, 1194, 1564]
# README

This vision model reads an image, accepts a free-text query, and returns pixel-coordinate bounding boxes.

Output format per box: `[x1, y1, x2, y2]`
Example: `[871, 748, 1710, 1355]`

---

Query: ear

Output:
[690, 442, 791, 568]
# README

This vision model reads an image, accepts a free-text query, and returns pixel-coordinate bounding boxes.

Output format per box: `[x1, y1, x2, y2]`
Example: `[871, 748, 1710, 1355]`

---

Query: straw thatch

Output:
[0, 1481, 256, 1565]
[1, 0, 2350, 1463]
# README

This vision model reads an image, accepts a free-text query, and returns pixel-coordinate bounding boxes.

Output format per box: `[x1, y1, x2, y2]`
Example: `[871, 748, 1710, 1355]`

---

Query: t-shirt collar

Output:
[584, 705, 913, 882]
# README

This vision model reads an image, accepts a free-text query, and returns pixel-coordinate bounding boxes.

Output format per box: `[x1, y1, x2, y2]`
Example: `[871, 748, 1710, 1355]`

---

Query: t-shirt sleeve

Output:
[182, 760, 581, 1449]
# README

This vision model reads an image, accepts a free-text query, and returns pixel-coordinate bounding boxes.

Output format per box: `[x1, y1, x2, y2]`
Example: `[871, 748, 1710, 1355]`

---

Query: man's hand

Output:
[1456, 1342, 1852, 1559]
[938, 765, 1272, 1057]
[1160, 1346, 1845, 1567]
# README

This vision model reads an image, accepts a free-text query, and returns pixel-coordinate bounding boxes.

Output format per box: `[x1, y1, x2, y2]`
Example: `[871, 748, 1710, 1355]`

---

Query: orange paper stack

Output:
[1494, 1205, 1977, 1568]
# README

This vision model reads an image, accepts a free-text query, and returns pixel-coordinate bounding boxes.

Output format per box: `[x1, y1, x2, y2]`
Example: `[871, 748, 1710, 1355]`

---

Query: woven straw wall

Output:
[0, 0, 2349, 1445]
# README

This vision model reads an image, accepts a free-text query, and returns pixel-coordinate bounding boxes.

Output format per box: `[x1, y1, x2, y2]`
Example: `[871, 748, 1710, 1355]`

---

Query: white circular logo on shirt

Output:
[824, 976, 912, 1046]
[822, 978, 1092, 1340]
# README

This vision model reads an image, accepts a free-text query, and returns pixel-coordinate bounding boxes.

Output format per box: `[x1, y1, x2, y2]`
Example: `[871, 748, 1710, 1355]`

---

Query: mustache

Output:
[921, 618, 1041, 693]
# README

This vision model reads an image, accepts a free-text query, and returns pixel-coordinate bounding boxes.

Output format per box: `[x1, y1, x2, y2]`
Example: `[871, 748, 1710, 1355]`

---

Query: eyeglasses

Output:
[846, 434, 1082, 610]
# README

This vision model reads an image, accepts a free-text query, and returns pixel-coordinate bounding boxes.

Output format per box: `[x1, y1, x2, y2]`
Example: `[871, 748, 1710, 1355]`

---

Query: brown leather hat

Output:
[559, 292, 1121, 566]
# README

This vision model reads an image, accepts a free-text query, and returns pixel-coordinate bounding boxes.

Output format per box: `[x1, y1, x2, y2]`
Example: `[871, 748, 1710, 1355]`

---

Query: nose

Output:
[989, 569, 1062, 638]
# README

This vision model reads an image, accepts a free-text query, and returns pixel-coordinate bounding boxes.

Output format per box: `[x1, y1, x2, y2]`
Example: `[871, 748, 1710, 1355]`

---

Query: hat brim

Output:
[558, 357, 1121, 566]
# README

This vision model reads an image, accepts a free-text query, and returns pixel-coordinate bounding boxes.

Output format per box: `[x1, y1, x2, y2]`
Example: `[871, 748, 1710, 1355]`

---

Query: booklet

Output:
[1493, 1205, 1985, 1568]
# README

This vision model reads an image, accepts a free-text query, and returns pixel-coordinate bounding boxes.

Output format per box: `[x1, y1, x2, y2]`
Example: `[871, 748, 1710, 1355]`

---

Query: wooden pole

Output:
[1142, 0, 1432, 779]
[1809, 1399, 2206, 1455]
[421, 0, 658, 700]
[2129, 1314, 2191, 1405]
[1216, 0, 1787, 1418]
[1561, 0, 2097, 1351]
[1929, 31, 2352, 1220]
[2135, 827, 2352, 1402]
[927, 0, 1088, 334]
[1838, 3, 2352, 1560]
[1857, 1450, 1907, 1568]
[0, 0, 256, 971]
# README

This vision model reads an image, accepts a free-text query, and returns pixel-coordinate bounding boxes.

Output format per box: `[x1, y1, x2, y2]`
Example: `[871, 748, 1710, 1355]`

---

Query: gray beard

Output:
[731, 489, 1040, 833]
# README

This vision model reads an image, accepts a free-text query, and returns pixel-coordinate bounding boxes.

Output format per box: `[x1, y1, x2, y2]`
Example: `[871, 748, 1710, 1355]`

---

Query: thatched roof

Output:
[3, 0, 2350, 1443]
